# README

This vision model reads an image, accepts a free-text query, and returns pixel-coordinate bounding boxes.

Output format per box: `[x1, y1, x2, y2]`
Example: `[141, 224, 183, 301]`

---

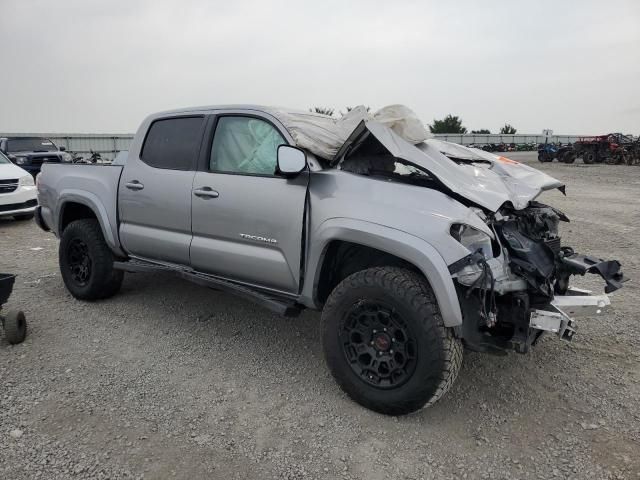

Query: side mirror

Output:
[277, 145, 307, 177]
[59, 146, 66, 152]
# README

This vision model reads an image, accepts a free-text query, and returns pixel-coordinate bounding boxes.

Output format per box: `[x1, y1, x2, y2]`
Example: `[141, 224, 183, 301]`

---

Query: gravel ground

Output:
[1, 153, 639, 479]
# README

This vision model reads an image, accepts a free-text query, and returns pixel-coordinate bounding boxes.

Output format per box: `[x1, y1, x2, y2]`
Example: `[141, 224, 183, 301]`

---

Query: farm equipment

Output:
[0, 273, 27, 344]
[537, 142, 576, 163]
[573, 133, 637, 165]
[516, 142, 537, 152]
[626, 137, 640, 165]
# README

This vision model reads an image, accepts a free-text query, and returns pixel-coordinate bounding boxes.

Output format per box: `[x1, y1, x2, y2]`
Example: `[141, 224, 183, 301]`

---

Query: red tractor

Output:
[573, 133, 638, 165]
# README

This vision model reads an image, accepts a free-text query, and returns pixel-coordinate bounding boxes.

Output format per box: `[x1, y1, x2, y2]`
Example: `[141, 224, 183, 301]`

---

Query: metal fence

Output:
[1, 132, 588, 160]
[431, 134, 583, 146]
[0, 133, 134, 161]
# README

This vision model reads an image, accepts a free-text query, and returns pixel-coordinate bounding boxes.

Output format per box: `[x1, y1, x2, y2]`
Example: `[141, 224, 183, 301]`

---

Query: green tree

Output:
[500, 124, 517, 134]
[429, 115, 467, 134]
[471, 129, 491, 134]
[310, 107, 335, 116]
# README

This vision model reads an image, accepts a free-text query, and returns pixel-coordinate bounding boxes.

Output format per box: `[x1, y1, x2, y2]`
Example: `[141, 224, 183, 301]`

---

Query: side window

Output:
[141, 116, 204, 170]
[210, 116, 286, 175]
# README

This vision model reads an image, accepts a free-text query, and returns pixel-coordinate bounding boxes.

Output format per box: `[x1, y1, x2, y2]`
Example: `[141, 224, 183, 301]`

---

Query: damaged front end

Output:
[449, 202, 627, 354]
[329, 118, 626, 354]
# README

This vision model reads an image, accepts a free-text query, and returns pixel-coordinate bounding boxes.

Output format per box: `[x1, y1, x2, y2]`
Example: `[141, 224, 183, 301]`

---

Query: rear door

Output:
[190, 113, 308, 294]
[118, 115, 206, 265]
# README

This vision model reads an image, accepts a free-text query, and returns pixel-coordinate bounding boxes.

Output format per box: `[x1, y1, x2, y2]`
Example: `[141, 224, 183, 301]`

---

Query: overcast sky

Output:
[1, 0, 638, 134]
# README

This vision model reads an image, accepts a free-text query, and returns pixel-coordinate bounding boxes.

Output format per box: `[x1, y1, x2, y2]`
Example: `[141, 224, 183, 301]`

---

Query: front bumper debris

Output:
[560, 253, 626, 293]
[529, 287, 612, 341]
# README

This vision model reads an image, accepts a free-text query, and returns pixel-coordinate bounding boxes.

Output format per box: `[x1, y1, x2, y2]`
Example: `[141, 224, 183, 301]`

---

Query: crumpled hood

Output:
[339, 120, 564, 212]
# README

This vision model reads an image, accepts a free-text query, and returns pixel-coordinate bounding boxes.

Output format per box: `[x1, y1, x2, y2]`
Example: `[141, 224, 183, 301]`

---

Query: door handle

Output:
[125, 180, 144, 191]
[193, 187, 219, 199]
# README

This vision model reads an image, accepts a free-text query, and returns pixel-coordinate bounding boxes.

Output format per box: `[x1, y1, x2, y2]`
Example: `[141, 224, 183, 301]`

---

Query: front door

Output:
[119, 115, 206, 265]
[190, 114, 308, 293]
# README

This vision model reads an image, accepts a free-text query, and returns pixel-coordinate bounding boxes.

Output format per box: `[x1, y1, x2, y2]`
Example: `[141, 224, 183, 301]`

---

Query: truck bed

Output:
[38, 163, 124, 252]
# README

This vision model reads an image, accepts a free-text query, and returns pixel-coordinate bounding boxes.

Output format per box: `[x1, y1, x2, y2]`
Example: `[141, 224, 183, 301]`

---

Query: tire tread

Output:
[322, 266, 463, 415]
[59, 219, 123, 300]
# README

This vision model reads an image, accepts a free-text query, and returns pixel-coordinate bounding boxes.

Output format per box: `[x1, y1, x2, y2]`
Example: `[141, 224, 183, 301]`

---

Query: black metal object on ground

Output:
[0, 273, 28, 344]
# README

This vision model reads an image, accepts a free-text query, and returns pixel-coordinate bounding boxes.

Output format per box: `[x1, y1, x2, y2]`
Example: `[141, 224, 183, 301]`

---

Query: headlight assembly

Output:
[62, 152, 73, 162]
[14, 156, 28, 165]
[19, 174, 35, 186]
[450, 223, 494, 259]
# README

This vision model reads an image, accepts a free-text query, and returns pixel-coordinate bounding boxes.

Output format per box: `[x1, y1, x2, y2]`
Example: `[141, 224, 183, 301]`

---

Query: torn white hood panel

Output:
[272, 105, 562, 212]
[275, 104, 430, 160]
[361, 121, 564, 212]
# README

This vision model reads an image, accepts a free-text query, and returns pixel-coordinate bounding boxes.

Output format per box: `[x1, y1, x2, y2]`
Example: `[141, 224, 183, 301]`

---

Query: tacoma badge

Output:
[239, 233, 278, 244]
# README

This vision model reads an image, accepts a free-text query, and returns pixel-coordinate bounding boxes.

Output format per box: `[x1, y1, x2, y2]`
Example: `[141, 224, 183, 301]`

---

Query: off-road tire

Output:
[563, 152, 576, 164]
[322, 267, 463, 415]
[13, 213, 34, 221]
[583, 151, 596, 164]
[59, 219, 123, 300]
[4, 310, 27, 344]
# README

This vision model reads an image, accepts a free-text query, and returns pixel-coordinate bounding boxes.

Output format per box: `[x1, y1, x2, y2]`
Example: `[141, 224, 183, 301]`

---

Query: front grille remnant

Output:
[0, 179, 19, 194]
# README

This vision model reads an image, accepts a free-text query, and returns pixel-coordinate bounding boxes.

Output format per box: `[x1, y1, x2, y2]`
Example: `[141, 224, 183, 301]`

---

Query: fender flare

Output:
[56, 190, 125, 257]
[302, 218, 463, 327]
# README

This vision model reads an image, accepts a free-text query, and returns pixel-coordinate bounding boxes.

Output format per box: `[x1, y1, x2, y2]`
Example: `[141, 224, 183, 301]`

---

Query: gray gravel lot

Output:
[1, 152, 639, 479]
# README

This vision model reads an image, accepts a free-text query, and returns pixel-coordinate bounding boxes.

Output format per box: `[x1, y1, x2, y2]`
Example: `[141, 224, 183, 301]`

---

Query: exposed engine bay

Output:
[449, 201, 626, 354]
[338, 128, 627, 354]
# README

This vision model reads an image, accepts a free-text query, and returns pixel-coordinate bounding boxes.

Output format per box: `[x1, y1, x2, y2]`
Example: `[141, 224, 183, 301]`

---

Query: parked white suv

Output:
[0, 151, 37, 220]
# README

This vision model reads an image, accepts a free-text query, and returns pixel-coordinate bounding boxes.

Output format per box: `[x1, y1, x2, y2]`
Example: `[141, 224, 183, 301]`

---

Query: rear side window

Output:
[141, 116, 204, 170]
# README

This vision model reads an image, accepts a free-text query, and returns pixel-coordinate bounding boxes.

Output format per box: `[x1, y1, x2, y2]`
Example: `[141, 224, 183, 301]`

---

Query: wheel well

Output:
[60, 202, 97, 232]
[316, 240, 420, 305]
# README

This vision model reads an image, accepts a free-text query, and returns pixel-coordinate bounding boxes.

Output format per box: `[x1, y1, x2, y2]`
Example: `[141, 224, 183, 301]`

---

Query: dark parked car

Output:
[0, 137, 72, 175]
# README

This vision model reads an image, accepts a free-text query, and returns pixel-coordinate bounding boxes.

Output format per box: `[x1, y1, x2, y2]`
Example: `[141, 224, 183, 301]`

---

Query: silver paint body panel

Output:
[39, 105, 564, 327]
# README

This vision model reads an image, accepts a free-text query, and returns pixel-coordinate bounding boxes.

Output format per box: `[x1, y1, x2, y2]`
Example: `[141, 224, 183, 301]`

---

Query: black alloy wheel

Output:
[59, 219, 123, 300]
[67, 238, 92, 286]
[322, 267, 463, 415]
[341, 300, 418, 389]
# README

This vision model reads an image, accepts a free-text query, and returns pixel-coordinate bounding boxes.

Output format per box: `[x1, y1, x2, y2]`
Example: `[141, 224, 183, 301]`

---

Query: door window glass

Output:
[141, 116, 204, 170]
[210, 116, 285, 175]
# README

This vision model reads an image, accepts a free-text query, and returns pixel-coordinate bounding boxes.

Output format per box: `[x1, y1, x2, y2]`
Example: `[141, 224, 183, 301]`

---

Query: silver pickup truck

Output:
[35, 105, 626, 415]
